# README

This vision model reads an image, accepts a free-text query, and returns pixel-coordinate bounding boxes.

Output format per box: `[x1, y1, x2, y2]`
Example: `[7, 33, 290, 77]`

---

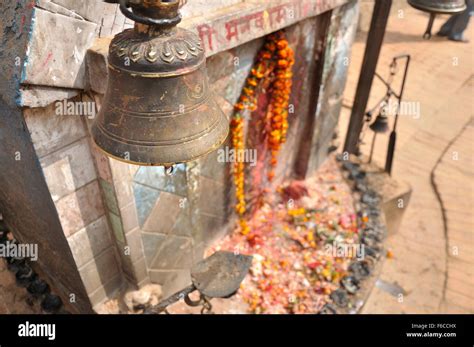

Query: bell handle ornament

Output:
[118, 0, 182, 27]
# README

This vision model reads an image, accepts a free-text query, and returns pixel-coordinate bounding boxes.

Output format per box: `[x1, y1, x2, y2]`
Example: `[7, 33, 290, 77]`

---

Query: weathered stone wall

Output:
[0, 1, 93, 313]
[19, 0, 350, 107]
[307, 0, 360, 172]
[23, 100, 124, 307]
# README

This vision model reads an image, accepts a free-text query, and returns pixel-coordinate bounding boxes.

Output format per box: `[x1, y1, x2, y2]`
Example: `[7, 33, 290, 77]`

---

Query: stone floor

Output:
[338, 6, 473, 313]
[435, 120, 474, 314]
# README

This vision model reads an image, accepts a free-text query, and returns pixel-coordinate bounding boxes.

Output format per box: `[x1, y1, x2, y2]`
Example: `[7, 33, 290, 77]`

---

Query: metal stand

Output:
[385, 54, 411, 175]
[359, 54, 410, 174]
[343, 0, 393, 154]
[368, 132, 377, 164]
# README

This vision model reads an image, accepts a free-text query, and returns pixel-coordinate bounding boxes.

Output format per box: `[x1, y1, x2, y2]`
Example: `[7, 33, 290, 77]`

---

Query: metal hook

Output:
[118, 0, 182, 27]
[200, 296, 213, 314]
[184, 292, 203, 307]
[184, 292, 213, 314]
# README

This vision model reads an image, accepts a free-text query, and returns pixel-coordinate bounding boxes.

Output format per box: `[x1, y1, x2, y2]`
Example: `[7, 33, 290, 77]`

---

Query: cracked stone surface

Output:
[435, 120, 474, 314]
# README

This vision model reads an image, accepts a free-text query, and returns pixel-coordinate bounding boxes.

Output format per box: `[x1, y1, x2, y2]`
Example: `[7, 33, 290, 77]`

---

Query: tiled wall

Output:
[23, 99, 123, 308]
[88, 145, 149, 290]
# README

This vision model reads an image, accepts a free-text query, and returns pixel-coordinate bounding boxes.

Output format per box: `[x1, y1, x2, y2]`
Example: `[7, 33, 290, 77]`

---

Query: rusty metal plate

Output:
[191, 251, 253, 298]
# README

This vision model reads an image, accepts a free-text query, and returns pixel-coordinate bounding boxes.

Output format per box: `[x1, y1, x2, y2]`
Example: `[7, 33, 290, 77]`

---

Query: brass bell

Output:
[408, 0, 467, 39]
[369, 113, 390, 134]
[92, 0, 229, 166]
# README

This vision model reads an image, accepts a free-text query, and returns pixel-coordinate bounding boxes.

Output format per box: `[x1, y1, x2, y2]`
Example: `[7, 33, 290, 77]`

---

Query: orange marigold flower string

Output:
[231, 31, 293, 235]
[267, 31, 295, 181]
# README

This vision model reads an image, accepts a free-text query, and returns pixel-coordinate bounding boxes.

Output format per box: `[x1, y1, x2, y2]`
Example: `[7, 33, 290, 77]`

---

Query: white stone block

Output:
[19, 85, 79, 108]
[54, 180, 105, 237]
[23, 101, 88, 158]
[40, 138, 97, 201]
[23, 8, 97, 89]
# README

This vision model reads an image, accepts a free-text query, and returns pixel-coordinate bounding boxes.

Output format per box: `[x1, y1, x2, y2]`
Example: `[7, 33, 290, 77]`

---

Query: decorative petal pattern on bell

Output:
[92, 1, 229, 166]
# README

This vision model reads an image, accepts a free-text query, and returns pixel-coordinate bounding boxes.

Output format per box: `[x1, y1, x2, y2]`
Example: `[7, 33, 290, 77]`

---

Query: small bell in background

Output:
[369, 112, 390, 134]
[407, 0, 467, 39]
[92, 0, 229, 166]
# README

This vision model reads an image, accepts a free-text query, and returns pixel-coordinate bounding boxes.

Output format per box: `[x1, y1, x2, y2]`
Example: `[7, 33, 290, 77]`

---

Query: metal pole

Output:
[369, 132, 377, 164]
[343, 0, 392, 154]
[385, 54, 411, 174]
[423, 13, 436, 40]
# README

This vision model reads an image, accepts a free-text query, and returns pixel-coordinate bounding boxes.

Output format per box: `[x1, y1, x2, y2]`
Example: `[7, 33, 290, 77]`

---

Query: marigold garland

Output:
[231, 31, 294, 235]
[267, 31, 295, 181]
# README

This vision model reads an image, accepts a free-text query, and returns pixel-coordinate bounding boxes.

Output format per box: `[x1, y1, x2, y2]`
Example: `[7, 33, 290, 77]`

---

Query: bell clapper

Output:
[164, 165, 175, 176]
